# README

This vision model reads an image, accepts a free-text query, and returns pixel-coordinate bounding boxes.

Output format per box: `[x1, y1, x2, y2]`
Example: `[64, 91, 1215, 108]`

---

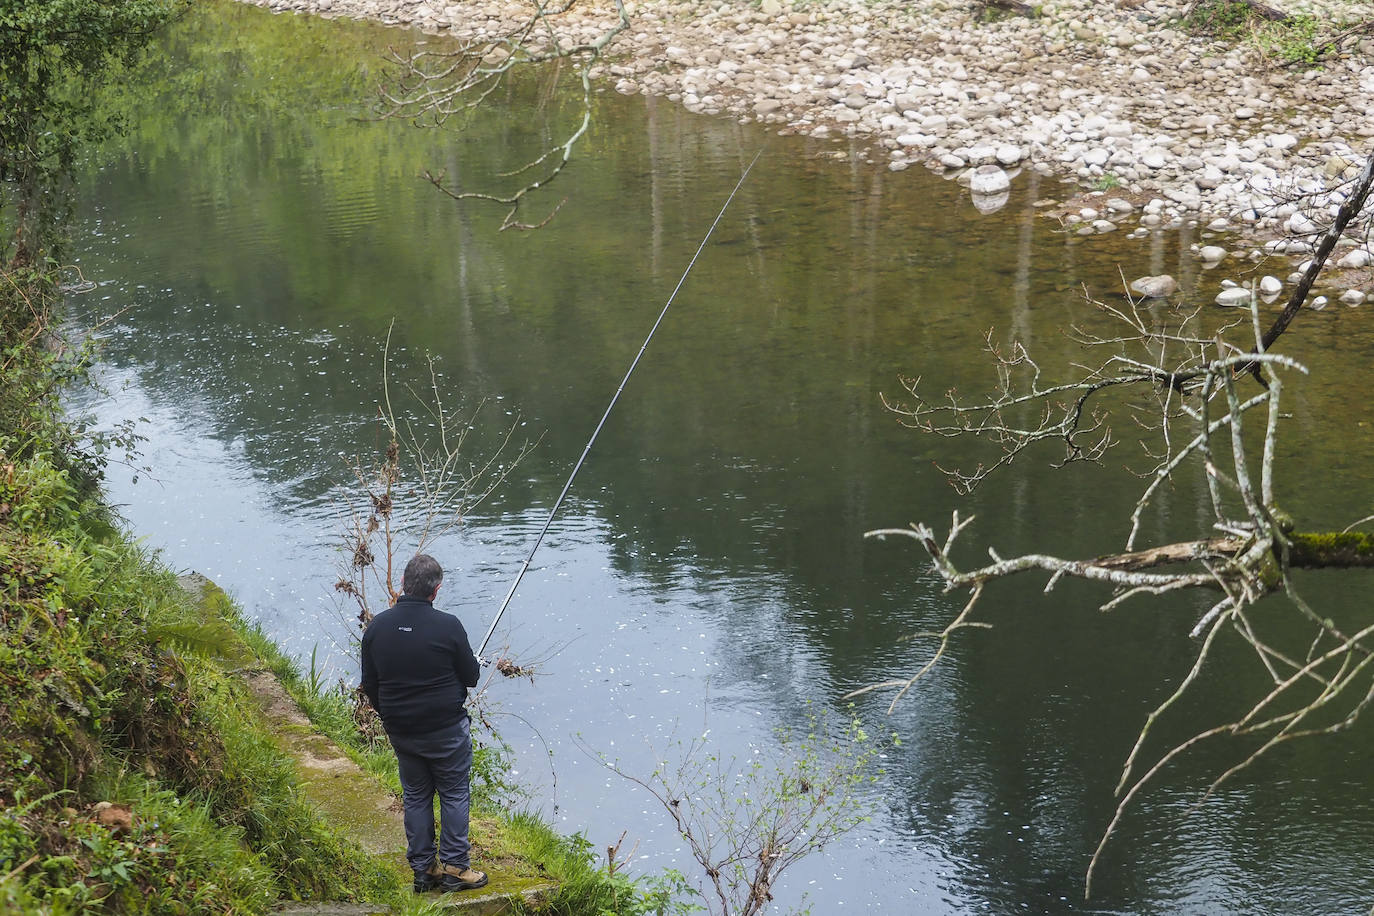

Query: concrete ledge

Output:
[433, 881, 558, 914]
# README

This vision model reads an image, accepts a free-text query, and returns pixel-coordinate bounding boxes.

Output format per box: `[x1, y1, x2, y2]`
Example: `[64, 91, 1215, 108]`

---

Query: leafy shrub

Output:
[1182, 0, 1335, 69]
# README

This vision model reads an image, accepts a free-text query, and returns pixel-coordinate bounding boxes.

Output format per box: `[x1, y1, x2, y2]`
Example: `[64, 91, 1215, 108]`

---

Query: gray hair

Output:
[401, 554, 444, 598]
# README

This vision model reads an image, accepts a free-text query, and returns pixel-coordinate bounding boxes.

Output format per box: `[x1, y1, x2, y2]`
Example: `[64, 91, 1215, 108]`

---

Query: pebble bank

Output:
[240, 0, 1374, 297]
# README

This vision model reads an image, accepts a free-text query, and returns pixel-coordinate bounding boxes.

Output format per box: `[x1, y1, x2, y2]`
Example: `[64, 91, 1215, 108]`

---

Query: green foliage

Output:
[1254, 14, 1331, 68]
[0, 1, 171, 490]
[1182, 0, 1256, 40]
[0, 270, 135, 490]
[496, 814, 700, 916]
[5, 777, 277, 913]
[1091, 173, 1121, 192]
[1182, 0, 1335, 69]
[0, 446, 396, 912]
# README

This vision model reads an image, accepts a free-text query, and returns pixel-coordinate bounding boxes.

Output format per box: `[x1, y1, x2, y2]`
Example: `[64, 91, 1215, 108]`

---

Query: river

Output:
[70, 2, 1374, 913]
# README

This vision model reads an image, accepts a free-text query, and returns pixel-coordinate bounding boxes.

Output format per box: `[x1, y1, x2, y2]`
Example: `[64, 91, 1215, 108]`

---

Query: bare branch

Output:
[378, 0, 631, 228]
[336, 329, 537, 628]
[866, 196, 1374, 898]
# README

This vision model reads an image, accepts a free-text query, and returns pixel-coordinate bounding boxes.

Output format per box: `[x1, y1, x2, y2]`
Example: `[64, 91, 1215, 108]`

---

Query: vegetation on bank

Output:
[1180, 0, 1342, 68]
[0, 418, 685, 912]
[0, 266, 398, 910]
[0, 1, 684, 912]
[1, 0, 386, 906]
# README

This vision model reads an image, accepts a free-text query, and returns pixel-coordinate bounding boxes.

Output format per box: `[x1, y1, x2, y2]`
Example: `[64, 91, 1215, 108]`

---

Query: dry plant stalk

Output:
[335, 322, 537, 629]
[582, 708, 879, 916]
[856, 154, 1374, 898]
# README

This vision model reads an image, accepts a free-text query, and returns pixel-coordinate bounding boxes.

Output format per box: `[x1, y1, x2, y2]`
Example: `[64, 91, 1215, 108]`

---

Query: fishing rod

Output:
[476, 149, 763, 660]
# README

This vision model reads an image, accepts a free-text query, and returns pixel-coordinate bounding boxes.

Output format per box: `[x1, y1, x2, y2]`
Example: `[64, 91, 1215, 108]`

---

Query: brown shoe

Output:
[437, 863, 488, 892]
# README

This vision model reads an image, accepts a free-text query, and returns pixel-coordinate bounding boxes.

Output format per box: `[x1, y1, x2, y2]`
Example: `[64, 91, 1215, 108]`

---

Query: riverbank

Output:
[0, 442, 670, 914]
[246, 0, 1372, 268]
[0, 432, 395, 910]
[0, 258, 662, 912]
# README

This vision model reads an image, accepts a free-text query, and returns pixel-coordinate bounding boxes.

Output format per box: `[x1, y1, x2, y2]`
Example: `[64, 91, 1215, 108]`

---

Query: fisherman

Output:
[360, 553, 489, 894]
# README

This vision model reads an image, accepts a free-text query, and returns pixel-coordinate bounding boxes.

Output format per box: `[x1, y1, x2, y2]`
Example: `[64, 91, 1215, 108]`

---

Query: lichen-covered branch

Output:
[1286, 531, 1374, 567]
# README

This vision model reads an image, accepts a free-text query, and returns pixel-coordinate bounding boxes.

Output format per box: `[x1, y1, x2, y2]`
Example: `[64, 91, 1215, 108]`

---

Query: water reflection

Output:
[73, 2, 1374, 912]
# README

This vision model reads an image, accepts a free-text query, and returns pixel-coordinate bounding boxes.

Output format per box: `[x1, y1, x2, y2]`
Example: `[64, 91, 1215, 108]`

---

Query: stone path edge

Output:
[177, 573, 557, 914]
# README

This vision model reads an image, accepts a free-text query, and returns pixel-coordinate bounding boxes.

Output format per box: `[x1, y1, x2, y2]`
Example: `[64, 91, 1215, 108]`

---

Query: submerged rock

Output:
[1130, 275, 1177, 300]
[968, 164, 1010, 195]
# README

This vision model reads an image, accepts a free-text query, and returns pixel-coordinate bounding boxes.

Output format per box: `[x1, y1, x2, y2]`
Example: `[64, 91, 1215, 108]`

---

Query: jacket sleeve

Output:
[453, 621, 480, 689]
[360, 627, 381, 711]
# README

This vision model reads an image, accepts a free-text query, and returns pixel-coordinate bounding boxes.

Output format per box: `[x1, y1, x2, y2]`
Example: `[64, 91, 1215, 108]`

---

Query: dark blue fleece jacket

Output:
[360, 595, 480, 736]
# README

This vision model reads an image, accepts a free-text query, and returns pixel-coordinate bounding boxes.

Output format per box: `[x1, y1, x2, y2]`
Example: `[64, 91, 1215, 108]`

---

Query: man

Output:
[360, 553, 488, 894]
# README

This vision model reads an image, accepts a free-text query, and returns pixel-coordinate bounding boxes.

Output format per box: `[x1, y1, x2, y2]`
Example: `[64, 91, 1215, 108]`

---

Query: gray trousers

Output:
[387, 716, 472, 873]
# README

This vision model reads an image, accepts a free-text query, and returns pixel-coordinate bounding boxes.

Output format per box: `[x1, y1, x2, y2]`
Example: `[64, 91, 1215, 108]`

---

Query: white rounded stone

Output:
[996, 145, 1023, 166]
[967, 144, 998, 165]
[969, 164, 1011, 194]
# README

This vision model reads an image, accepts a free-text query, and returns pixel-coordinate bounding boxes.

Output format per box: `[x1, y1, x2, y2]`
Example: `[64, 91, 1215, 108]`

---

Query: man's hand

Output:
[476, 654, 492, 668]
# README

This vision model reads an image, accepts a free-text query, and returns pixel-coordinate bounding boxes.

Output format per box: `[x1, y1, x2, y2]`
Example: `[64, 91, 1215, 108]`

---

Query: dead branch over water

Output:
[856, 153, 1374, 898]
[378, 0, 629, 229]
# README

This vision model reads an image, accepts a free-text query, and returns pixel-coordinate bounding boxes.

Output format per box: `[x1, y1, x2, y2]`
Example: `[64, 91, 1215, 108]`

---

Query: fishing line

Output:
[476, 149, 764, 659]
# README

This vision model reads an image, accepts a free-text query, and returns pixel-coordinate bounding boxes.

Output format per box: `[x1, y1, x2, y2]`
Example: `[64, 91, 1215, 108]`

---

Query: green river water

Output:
[71, 2, 1374, 912]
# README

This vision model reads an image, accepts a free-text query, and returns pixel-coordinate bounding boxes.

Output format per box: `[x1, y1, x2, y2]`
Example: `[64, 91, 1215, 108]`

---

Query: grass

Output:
[0, 446, 402, 913]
